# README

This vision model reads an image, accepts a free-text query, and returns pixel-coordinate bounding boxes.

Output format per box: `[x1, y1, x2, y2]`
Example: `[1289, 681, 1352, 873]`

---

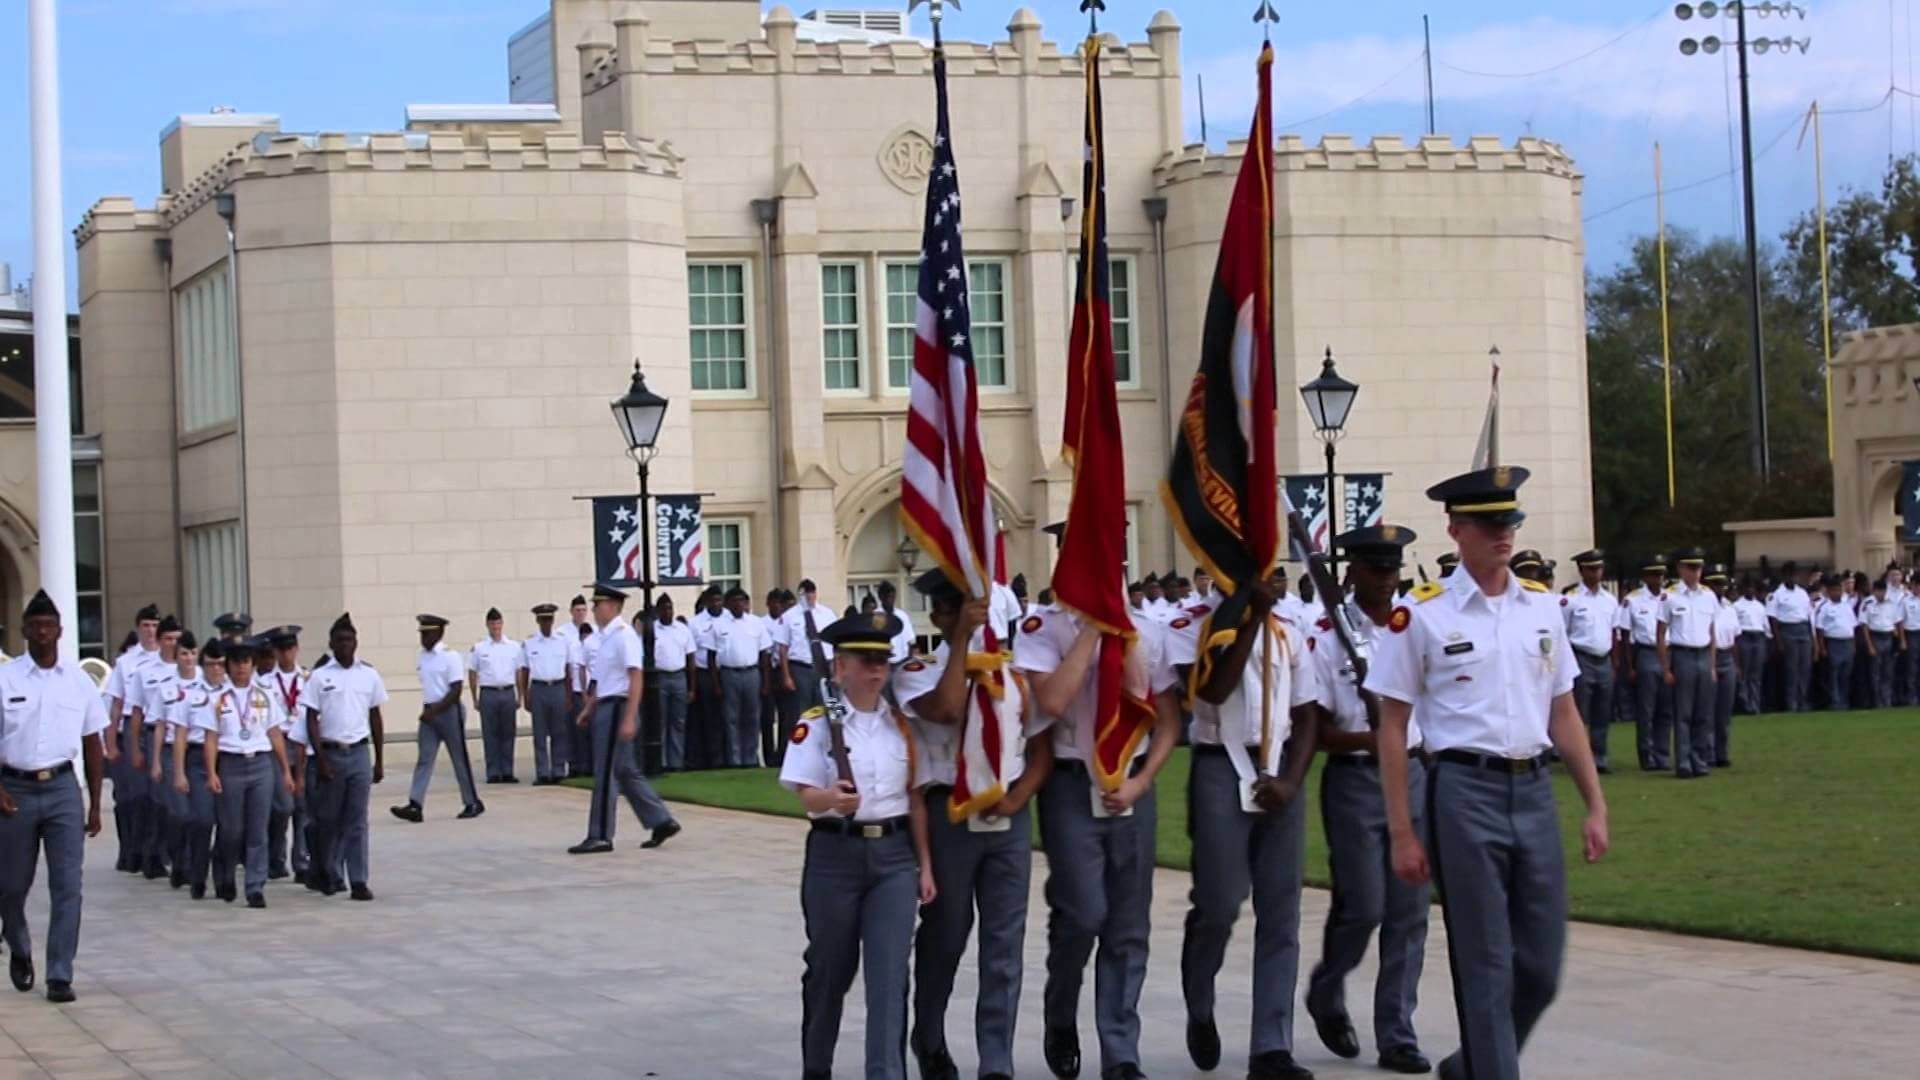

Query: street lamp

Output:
[610, 361, 670, 772]
[1300, 346, 1358, 575]
[895, 536, 921, 574]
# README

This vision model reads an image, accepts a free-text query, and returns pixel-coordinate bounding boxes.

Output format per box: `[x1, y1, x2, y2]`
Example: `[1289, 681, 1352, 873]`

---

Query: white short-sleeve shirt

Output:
[170, 676, 221, 746]
[417, 645, 465, 707]
[1310, 608, 1423, 752]
[650, 620, 696, 673]
[896, 643, 1044, 789]
[1620, 586, 1666, 647]
[215, 678, 283, 755]
[1563, 585, 1620, 657]
[1711, 598, 1741, 651]
[0, 655, 112, 771]
[523, 629, 573, 682]
[304, 661, 388, 745]
[1012, 605, 1178, 764]
[712, 612, 771, 669]
[1766, 584, 1812, 624]
[589, 621, 646, 698]
[1659, 583, 1717, 648]
[469, 637, 524, 689]
[778, 704, 913, 820]
[1163, 607, 1320, 748]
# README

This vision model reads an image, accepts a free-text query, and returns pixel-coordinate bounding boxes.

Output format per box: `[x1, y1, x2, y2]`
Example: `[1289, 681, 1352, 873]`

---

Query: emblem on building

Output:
[878, 125, 936, 194]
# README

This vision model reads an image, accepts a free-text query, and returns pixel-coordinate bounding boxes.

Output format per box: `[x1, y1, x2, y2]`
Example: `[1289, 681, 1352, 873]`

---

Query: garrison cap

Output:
[416, 614, 450, 629]
[22, 589, 58, 621]
[213, 612, 253, 633]
[570, 594, 589, 608]
[1010, 572, 1028, 599]
[1675, 546, 1707, 566]
[1426, 466, 1530, 526]
[175, 630, 199, 651]
[1572, 549, 1606, 568]
[200, 639, 229, 662]
[485, 607, 503, 622]
[819, 611, 904, 654]
[330, 612, 356, 636]
[1336, 524, 1416, 569]
[157, 615, 183, 635]
[911, 567, 966, 606]
[532, 603, 559, 617]
[135, 603, 161, 623]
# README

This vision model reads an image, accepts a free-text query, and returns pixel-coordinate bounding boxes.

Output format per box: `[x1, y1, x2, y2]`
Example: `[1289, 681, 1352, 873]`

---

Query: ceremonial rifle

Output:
[801, 605, 857, 787]
[1286, 505, 1382, 733]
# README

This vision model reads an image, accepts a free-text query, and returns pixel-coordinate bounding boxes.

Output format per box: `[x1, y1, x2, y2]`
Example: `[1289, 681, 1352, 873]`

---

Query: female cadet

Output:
[779, 612, 936, 1080]
[214, 640, 295, 908]
[168, 638, 224, 899]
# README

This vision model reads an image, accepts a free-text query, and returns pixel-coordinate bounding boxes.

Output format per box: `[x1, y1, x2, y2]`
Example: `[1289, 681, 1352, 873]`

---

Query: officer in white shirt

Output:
[780, 580, 837, 734]
[0, 591, 109, 1004]
[1731, 577, 1772, 714]
[567, 595, 597, 778]
[1562, 549, 1622, 773]
[213, 640, 294, 908]
[101, 603, 161, 873]
[645, 596, 697, 772]
[1304, 526, 1434, 1077]
[1812, 575, 1860, 711]
[1766, 561, 1816, 712]
[392, 615, 482, 824]
[713, 587, 773, 767]
[1014, 523, 1184, 1080]
[468, 607, 525, 784]
[521, 603, 576, 784]
[1861, 578, 1904, 708]
[1364, 467, 1609, 1080]
[302, 613, 387, 900]
[759, 589, 790, 766]
[569, 584, 680, 855]
[1619, 555, 1672, 770]
[1658, 547, 1719, 778]
[262, 625, 309, 881]
[1706, 567, 1742, 767]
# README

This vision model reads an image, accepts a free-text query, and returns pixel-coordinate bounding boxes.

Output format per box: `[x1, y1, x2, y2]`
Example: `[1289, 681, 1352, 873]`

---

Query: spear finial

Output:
[1081, 0, 1106, 36]
[1253, 0, 1279, 42]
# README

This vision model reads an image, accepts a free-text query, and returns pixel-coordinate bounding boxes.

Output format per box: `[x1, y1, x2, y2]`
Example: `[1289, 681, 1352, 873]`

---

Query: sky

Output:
[0, 0, 1907, 306]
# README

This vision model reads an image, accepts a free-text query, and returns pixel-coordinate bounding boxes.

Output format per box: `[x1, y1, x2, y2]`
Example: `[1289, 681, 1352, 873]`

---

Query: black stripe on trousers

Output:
[591, 707, 614, 840]
[1426, 763, 1480, 1080]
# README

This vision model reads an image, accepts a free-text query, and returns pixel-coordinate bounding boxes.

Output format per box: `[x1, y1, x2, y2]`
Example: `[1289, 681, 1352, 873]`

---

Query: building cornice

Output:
[1152, 135, 1581, 188]
[584, 33, 1170, 87]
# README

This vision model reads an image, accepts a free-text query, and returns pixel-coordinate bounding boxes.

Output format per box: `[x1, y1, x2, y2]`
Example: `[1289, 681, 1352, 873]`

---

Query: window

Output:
[175, 264, 237, 432]
[706, 519, 747, 595]
[884, 261, 918, 391]
[73, 464, 106, 659]
[821, 261, 864, 393]
[1071, 255, 1139, 386]
[184, 520, 244, 641]
[1122, 504, 1141, 583]
[687, 262, 751, 394]
[968, 259, 1010, 389]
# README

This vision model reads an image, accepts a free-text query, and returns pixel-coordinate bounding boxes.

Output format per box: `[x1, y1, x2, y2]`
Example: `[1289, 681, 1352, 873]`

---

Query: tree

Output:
[1783, 155, 1920, 331]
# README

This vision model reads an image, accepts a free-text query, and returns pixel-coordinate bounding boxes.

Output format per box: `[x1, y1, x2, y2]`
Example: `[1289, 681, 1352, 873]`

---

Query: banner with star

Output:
[592, 494, 705, 587]
[1900, 461, 1920, 543]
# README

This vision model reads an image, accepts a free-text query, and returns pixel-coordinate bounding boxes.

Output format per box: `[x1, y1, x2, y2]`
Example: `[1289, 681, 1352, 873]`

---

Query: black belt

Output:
[531, 678, 566, 686]
[219, 749, 271, 760]
[319, 738, 369, 752]
[1434, 749, 1550, 774]
[1327, 750, 1426, 769]
[1740, 630, 1768, 637]
[811, 814, 910, 839]
[1, 761, 73, 782]
[789, 661, 814, 668]
[1055, 757, 1148, 779]
[1575, 648, 1612, 661]
[1669, 644, 1709, 653]
[1191, 743, 1260, 758]
[480, 685, 516, 692]
[722, 665, 758, 672]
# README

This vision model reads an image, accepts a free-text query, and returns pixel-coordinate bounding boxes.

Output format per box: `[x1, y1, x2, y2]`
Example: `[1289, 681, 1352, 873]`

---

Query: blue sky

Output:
[0, 0, 1904, 304]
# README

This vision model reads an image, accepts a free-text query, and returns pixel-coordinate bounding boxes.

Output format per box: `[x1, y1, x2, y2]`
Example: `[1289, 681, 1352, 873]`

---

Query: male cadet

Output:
[213, 612, 252, 646]
[1706, 566, 1741, 767]
[647, 596, 696, 772]
[1014, 523, 1184, 1080]
[1193, 567, 1216, 602]
[712, 587, 772, 767]
[0, 591, 108, 1004]
[568, 584, 681, 854]
[896, 567, 1053, 1080]
[102, 603, 161, 872]
[392, 615, 482, 824]
[303, 614, 386, 900]
[521, 604, 576, 784]
[1766, 561, 1816, 711]
[1620, 554, 1672, 770]
[1812, 574, 1859, 710]
[1731, 577, 1772, 713]
[1364, 468, 1610, 1080]
[127, 615, 185, 877]
[568, 595, 597, 777]
[1304, 527, 1434, 1076]
[686, 586, 721, 769]
[1563, 550, 1621, 773]
[759, 590, 789, 764]
[1165, 565, 1324, 1080]
[1657, 548, 1718, 778]
[780, 579, 835, 724]
[1861, 578, 1904, 708]
[263, 626, 308, 880]
[468, 608, 524, 784]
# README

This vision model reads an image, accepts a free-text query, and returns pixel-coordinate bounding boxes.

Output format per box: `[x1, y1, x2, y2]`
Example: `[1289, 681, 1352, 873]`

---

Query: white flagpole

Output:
[29, 0, 78, 661]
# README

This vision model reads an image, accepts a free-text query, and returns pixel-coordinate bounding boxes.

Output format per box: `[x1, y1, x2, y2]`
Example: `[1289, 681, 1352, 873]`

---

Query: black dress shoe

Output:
[1247, 1050, 1314, 1080]
[390, 802, 424, 823]
[45, 980, 74, 1004]
[292, 868, 307, 885]
[1714, 759, 1732, 768]
[914, 1043, 960, 1080]
[10, 952, 33, 992]
[1186, 1014, 1221, 1070]
[350, 884, 375, 901]
[1100, 1066, 1146, 1080]
[246, 892, 267, 909]
[142, 858, 169, 880]
[190, 883, 207, 901]
[268, 865, 289, 880]
[215, 882, 237, 903]
[1309, 1007, 1360, 1060]
[170, 867, 187, 889]
[1378, 1046, 1433, 1074]
[1044, 1025, 1081, 1079]
[568, 839, 614, 855]
[640, 820, 681, 849]
[502, 776, 520, 784]
[1595, 763, 1613, 775]
[457, 802, 485, 819]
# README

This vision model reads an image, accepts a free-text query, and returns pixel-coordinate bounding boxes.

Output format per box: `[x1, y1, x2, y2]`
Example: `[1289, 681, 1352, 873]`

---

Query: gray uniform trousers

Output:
[720, 667, 762, 767]
[1632, 646, 1671, 768]
[1903, 636, 1920, 705]
[477, 686, 518, 780]
[1038, 762, 1156, 1075]
[656, 673, 689, 770]
[0, 771, 86, 985]
[569, 681, 594, 777]
[1712, 649, 1737, 765]
[911, 788, 1032, 1076]
[110, 713, 146, 867]
[215, 753, 275, 895]
[410, 702, 479, 810]
[1569, 652, 1614, 768]
[801, 825, 919, 1079]
[1427, 758, 1566, 1080]
[1736, 632, 1768, 713]
[584, 697, 672, 843]
[310, 742, 372, 887]
[1307, 756, 1431, 1054]
[1669, 646, 1714, 776]
[1778, 621, 1814, 711]
[171, 750, 217, 891]
[1869, 632, 1897, 707]
[1181, 747, 1307, 1059]
[136, 725, 169, 865]
[528, 681, 570, 781]
[269, 754, 307, 875]
[1822, 638, 1855, 711]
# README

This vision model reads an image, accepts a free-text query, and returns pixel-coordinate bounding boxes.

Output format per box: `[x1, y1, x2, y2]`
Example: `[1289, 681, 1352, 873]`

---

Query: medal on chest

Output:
[1538, 629, 1555, 676]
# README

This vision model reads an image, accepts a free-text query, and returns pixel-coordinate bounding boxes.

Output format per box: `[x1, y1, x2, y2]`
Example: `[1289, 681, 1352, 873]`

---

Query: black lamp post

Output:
[1299, 346, 1359, 576]
[611, 362, 669, 773]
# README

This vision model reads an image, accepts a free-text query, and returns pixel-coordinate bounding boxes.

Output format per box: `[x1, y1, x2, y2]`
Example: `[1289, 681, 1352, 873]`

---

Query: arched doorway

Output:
[0, 495, 36, 656]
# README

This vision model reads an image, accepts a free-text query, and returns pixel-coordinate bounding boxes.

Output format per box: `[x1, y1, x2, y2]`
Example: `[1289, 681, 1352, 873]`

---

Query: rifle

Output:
[801, 605, 856, 787]
[1285, 506, 1383, 733]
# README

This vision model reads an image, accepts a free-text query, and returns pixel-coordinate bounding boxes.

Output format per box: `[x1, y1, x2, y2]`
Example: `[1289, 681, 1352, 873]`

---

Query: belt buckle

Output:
[1505, 757, 1529, 774]
[861, 823, 883, 839]
[34, 769, 52, 782]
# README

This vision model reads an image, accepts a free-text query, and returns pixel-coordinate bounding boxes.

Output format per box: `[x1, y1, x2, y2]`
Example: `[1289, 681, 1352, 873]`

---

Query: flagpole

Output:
[1811, 102, 1834, 461]
[1655, 141, 1676, 509]
[1256, 0, 1280, 774]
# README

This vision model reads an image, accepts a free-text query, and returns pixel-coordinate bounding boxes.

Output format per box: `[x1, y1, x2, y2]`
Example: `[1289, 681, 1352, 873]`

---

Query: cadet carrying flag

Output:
[1054, 27, 1154, 794]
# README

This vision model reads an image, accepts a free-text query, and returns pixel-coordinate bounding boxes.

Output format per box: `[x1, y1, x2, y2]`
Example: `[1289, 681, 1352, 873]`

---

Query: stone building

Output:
[69, 0, 1594, 703]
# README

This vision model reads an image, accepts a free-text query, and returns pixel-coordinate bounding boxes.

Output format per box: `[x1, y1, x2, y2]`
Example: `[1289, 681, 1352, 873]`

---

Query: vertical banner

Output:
[1900, 461, 1920, 543]
[654, 494, 705, 586]
[1284, 474, 1331, 555]
[592, 496, 644, 586]
[1344, 473, 1385, 530]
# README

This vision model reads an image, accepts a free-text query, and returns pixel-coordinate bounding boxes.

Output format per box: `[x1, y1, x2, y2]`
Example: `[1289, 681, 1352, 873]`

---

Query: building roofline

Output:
[157, 113, 281, 144]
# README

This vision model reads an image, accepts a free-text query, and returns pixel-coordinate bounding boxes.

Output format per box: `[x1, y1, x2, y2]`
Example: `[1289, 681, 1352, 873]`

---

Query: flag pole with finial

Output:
[1082, 0, 1105, 36]
[1255, 0, 1279, 42]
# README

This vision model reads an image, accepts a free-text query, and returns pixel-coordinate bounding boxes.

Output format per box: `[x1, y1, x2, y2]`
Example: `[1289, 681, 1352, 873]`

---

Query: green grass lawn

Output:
[582, 709, 1920, 962]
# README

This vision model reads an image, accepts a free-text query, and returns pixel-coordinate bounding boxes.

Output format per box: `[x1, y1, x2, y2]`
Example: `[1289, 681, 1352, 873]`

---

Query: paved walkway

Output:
[1, 741, 1915, 1079]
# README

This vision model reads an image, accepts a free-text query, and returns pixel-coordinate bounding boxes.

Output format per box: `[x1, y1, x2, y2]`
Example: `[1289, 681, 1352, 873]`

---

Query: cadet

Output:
[896, 569, 1052, 1080]
[1563, 550, 1621, 773]
[1364, 467, 1609, 1080]
[780, 580, 836, 723]
[468, 608, 524, 784]
[1657, 548, 1718, 779]
[1510, 550, 1549, 585]
[0, 590, 108, 1004]
[780, 611, 936, 1080]
[1164, 564, 1324, 1080]
[1305, 527, 1434, 1076]
[303, 614, 386, 900]
[760, 590, 791, 765]
[127, 615, 185, 878]
[1899, 568, 1920, 704]
[264, 626, 310, 882]
[102, 603, 161, 872]
[567, 595, 597, 778]
[1861, 578, 1903, 708]
[568, 584, 680, 855]
[647, 596, 696, 772]
[1812, 576, 1858, 711]
[1766, 562, 1816, 711]
[1620, 555, 1671, 770]
[713, 587, 772, 767]
[1706, 567, 1740, 767]
[392, 615, 482, 824]
[1731, 578, 1771, 714]
[168, 638, 224, 899]
[521, 603, 576, 784]
[140, 630, 192, 887]
[213, 640, 294, 907]
[1014, 522, 1183, 1080]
